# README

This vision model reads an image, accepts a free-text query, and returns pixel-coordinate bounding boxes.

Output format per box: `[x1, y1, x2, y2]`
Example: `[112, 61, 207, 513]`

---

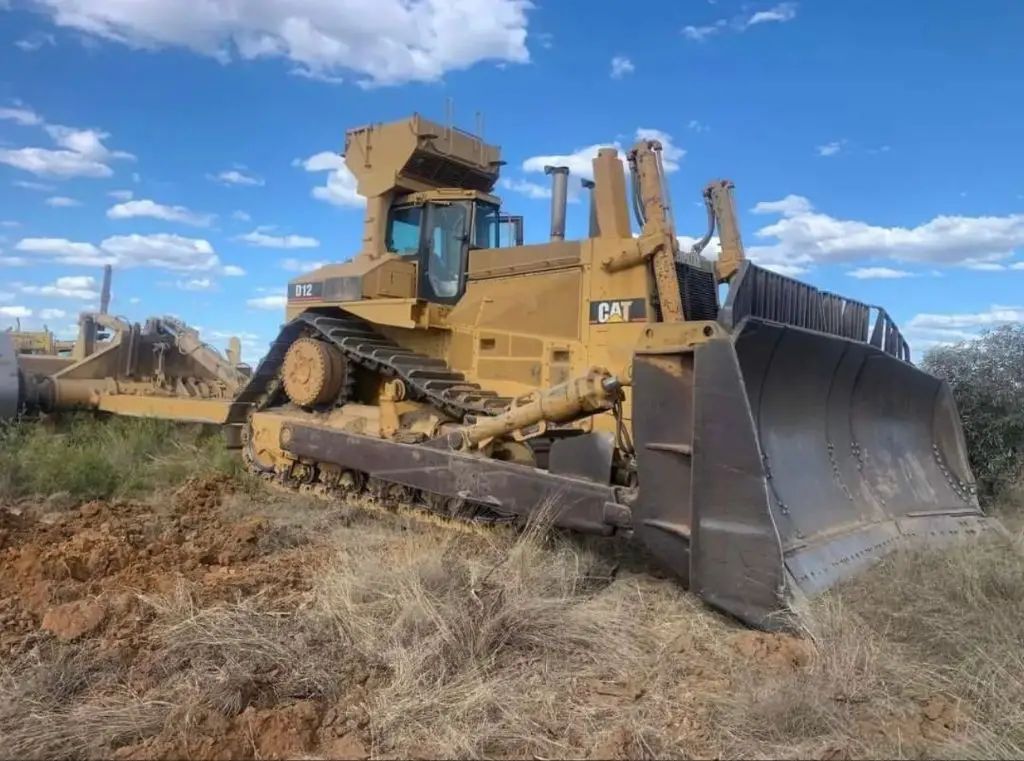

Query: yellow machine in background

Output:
[0, 112, 1002, 630]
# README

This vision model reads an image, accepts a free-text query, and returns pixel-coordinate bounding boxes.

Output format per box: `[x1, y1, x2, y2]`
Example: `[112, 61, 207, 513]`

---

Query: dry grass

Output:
[0, 417, 1022, 759]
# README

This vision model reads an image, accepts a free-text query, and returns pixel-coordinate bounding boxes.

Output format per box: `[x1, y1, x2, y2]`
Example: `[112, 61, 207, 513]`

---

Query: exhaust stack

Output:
[581, 178, 599, 237]
[544, 165, 569, 241]
[100, 265, 112, 315]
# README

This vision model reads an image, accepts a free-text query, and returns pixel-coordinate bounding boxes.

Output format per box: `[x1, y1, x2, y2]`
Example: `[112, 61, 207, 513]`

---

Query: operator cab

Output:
[384, 190, 521, 305]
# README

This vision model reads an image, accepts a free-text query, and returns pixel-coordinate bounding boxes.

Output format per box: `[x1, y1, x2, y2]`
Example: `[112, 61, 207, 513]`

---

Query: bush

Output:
[0, 412, 243, 501]
[922, 324, 1024, 502]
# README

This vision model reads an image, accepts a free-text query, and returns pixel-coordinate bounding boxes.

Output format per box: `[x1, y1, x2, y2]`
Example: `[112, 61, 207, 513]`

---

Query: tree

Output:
[922, 324, 1024, 502]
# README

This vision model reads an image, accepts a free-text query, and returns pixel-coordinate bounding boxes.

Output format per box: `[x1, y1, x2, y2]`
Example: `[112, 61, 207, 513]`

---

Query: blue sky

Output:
[1, 0, 1022, 364]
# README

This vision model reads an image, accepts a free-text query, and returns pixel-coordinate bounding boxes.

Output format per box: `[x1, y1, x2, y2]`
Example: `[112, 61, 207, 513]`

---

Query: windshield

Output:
[472, 202, 502, 249]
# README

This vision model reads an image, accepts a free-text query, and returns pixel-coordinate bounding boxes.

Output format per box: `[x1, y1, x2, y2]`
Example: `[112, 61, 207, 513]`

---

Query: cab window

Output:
[386, 205, 423, 255]
[472, 202, 502, 249]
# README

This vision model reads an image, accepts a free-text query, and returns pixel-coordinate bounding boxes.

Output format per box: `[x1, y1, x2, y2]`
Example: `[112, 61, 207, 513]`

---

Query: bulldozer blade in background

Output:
[632, 319, 1007, 630]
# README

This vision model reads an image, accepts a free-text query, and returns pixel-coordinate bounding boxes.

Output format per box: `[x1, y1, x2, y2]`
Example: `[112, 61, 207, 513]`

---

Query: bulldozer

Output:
[0, 113, 1004, 630]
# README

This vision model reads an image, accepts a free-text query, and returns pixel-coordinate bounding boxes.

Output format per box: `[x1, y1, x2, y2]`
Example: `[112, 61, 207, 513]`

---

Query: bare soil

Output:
[0, 470, 1021, 760]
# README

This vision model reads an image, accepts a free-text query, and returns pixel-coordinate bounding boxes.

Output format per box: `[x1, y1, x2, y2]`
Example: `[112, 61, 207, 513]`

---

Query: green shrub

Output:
[922, 324, 1024, 503]
[0, 413, 242, 501]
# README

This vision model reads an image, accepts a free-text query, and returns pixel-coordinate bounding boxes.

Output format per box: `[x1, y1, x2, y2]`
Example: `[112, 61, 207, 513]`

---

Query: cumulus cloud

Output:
[14, 233, 239, 275]
[237, 229, 320, 249]
[510, 127, 685, 200]
[498, 177, 550, 200]
[44, 195, 80, 207]
[0, 306, 32, 318]
[107, 199, 215, 227]
[297, 151, 363, 208]
[904, 305, 1024, 352]
[846, 267, 914, 279]
[107, 189, 134, 201]
[683, 1, 796, 41]
[21, 0, 532, 87]
[39, 307, 66, 319]
[746, 195, 1024, 270]
[14, 32, 55, 51]
[610, 55, 634, 79]
[0, 109, 134, 179]
[816, 140, 844, 157]
[208, 168, 263, 186]
[175, 277, 214, 291]
[0, 106, 43, 126]
[21, 275, 99, 300]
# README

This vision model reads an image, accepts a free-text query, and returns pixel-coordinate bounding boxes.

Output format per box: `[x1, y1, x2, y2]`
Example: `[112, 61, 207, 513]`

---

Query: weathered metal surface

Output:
[629, 317, 1006, 630]
[730, 317, 1003, 600]
[280, 421, 632, 535]
[548, 432, 616, 484]
[0, 332, 21, 420]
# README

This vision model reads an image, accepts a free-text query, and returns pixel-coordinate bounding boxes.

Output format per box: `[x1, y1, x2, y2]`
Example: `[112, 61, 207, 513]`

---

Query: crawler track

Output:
[231, 310, 533, 528]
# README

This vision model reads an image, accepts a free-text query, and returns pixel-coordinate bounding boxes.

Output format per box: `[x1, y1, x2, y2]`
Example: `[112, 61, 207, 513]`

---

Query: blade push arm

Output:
[689, 179, 747, 283]
[627, 139, 686, 323]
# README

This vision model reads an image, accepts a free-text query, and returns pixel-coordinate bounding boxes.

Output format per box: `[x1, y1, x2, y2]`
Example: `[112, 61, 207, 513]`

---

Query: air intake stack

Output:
[545, 165, 569, 241]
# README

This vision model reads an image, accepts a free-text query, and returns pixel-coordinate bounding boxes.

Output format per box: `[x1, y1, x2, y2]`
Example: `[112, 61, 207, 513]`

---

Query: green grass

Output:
[0, 413, 243, 501]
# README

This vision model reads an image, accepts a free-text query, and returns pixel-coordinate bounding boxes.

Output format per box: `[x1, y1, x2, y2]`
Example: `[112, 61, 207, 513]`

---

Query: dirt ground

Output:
[0, 418, 1022, 760]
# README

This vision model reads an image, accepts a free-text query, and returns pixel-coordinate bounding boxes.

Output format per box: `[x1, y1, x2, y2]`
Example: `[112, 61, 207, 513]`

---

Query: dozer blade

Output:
[632, 268, 1007, 630]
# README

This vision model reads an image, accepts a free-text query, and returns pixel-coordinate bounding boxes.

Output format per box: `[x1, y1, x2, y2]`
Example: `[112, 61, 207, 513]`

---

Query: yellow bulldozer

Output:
[0, 113, 1004, 629]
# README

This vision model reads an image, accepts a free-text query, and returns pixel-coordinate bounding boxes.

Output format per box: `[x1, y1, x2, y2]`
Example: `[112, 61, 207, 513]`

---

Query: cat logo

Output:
[589, 298, 647, 324]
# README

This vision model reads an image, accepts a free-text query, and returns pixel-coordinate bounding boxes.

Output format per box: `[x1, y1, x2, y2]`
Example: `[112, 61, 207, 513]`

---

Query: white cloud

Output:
[816, 141, 843, 157]
[498, 177, 550, 200]
[635, 128, 684, 172]
[0, 106, 43, 126]
[0, 115, 134, 179]
[25, 0, 532, 87]
[751, 195, 813, 216]
[905, 305, 1024, 352]
[290, 67, 345, 85]
[746, 195, 1024, 270]
[515, 127, 684, 198]
[107, 198, 215, 227]
[610, 55, 634, 79]
[297, 151, 363, 207]
[0, 306, 32, 318]
[237, 229, 320, 249]
[14, 33, 55, 51]
[688, 119, 709, 133]
[128, 296, 140, 304]
[39, 307, 66, 319]
[281, 257, 330, 273]
[232, 210, 251, 222]
[0, 256, 28, 266]
[44, 195, 80, 207]
[15, 233, 231, 273]
[1, 221, 20, 228]
[209, 169, 263, 186]
[247, 294, 287, 310]
[108, 189, 133, 200]
[846, 267, 914, 279]
[222, 264, 246, 276]
[176, 277, 214, 291]
[15, 179, 56, 191]
[747, 2, 798, 25]
[683, 1, 796, 41]
[21, 275, 99, 300]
